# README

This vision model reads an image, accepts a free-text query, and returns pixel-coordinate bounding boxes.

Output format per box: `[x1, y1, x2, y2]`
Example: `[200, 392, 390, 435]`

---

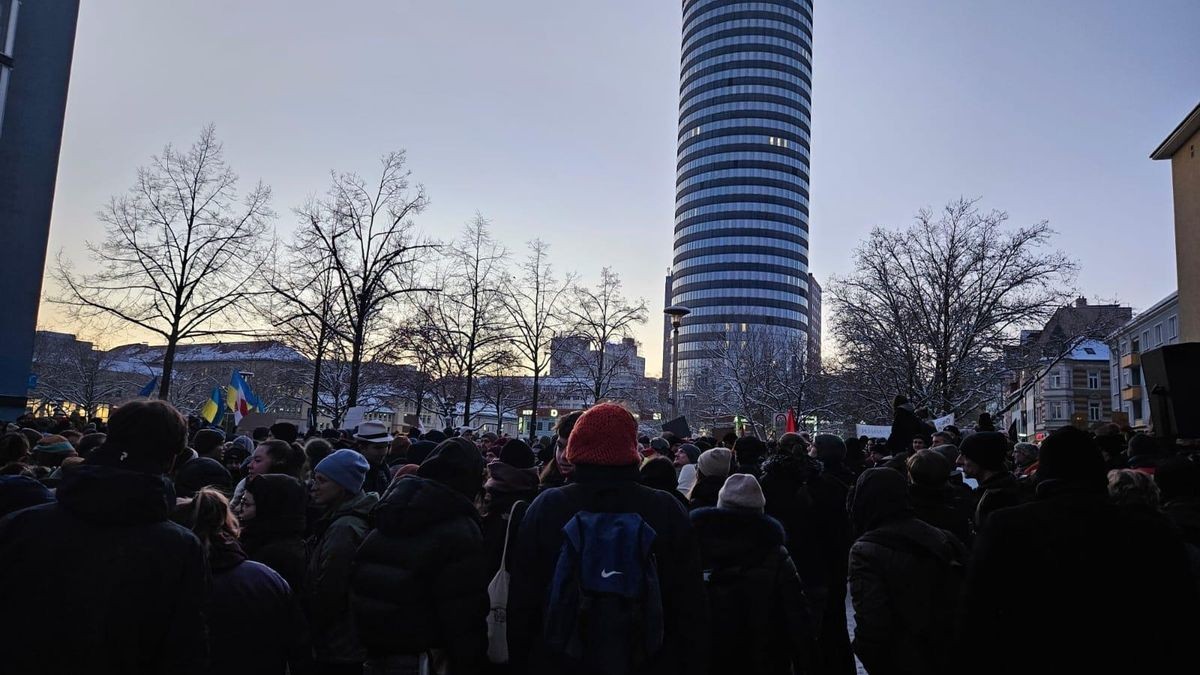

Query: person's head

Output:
[251, 426, 270, 442]
[673, 443, 700, 468]
[1127, 433, 1161, 459]
[498, 438, 536, 469]
[647, 437, 671, 458]
[32, 435, 77, 468]
[268, 422, 299, 444]
[90, 400, 187, 475]
[933, 443, 960, 469]
[76, 432, 106, 459]
[696, 447, 733, 480]
[1155, 456, 1200, 504]
[554, 410, 585, 478]
[304, 437, 333, 472]
[911, 435, 928, 452]
[851, 468, 912, 533]
[733, 435, 767, 464]
[1037, 425, 1106, 490]
[353, 421, 394, 464]
[957, 431, 1008, 480]
[639, 456, 680, 493]
[0, 432, 30, 466]
[777, 432, 807, 457]
[564, 404, 641, 469]
[811, 434, 847, 465]
[61, 429, 82, 447]
[239, 473, 307, 532]
[717, 473, 767, 513]
[249, 439, 293, 477]
[191, 428, 226, 458]
[174, 457, 233, 498]
[419, 438, 486, 500]
[1013, 442, 1039, 466]
[930, 431, 952, 448]
[388, 435, 412, 460]
[311, 449, 370, 506]
[907, 449, 951, 488]
[176, 487, 239, 552]
[221, 443, 250, 474]
[1107, 469, 1160, 508]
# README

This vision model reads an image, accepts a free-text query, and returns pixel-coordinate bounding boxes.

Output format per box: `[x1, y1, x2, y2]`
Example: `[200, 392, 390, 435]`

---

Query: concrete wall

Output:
[1171, 126, 1200, 342]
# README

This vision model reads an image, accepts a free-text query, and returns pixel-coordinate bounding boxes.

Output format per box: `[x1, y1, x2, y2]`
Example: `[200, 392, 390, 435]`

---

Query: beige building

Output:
[1151, 102, 1200, 342]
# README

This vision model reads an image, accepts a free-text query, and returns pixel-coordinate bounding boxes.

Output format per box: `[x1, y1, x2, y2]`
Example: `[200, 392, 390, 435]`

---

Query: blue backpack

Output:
[543, 511, 665, 674]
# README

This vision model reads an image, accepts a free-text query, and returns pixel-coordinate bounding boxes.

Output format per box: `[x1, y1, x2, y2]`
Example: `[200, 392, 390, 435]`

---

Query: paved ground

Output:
[845, 592, 867, 675]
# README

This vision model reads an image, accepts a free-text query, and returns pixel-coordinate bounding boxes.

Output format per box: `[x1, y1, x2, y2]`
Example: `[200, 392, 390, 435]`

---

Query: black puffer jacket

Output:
[351, 475, 490, 671]
[970, 471, 1025, 528]
[848, 469, 967, 675]
[481, 460, 539, 574]
[0, 463, 209, 675]
[909, 483, 973, 546]
[688, 473, 724, 510]
[759, 453, 826, 601]
[508, 463, 709, 675]
[886, 405, 924, 456]
[240, 474, 308, 594]
[692, 507, 812, 675]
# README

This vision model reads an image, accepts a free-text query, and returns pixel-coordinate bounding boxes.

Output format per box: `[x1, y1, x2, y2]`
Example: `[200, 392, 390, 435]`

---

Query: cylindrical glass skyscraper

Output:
[670, 0, 813, 386]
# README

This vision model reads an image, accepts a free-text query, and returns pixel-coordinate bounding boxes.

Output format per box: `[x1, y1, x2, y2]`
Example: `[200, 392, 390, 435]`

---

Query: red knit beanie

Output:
[565, 403, 640, 467]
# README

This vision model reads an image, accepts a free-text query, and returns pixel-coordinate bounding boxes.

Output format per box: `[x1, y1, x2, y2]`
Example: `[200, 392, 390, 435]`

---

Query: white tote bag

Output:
[486, 500, 526, 664]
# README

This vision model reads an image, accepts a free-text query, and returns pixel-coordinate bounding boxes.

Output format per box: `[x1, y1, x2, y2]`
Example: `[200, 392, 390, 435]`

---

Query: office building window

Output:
[1155, 324, 1163, 346]
[1168, 316, 1178, 339]
[1088, 400, 1102, 422]
[1087, 371, 1100, 389]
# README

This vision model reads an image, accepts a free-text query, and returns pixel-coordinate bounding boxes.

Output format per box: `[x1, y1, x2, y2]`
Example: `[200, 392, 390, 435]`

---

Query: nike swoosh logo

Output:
[600, 569, 623, 578]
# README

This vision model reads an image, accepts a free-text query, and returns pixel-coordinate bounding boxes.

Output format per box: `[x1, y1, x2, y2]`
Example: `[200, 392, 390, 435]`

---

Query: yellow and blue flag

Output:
[227, 371, 263, 423]
[199, 387, 225, 425]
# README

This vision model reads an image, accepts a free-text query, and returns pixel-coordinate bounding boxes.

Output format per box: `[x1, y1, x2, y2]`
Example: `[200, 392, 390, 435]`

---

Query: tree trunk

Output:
[348, 323, 365, 407]
[528, 369, 541, 443]
[309, 345, 324, 431]
[160, 338, 178, 400]
[593, 344, 605, 404]
[463, 372, 474, 427]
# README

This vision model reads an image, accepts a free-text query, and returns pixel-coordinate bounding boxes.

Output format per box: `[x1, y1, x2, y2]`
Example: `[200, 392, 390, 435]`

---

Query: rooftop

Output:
[1151, 101, 1200, 160]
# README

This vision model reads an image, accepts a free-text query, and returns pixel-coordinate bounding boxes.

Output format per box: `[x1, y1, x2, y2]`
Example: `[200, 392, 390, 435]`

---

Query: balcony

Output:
[1120, 352, 1140, 368]
[1121, 386, 1143, 402]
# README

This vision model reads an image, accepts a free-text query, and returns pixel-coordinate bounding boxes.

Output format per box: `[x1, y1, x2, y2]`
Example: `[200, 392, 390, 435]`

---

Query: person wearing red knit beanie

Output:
[506, 402, 710, 674]
[564, 403, 641, 467]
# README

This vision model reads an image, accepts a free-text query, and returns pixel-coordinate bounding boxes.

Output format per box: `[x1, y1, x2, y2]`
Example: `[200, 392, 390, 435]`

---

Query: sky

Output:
[41, 0, 1200, 377]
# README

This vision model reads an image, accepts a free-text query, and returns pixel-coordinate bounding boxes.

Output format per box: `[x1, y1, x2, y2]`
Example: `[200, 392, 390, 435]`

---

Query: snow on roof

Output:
[107, 340, 307, 365]
[1067, 339, 1111, 361]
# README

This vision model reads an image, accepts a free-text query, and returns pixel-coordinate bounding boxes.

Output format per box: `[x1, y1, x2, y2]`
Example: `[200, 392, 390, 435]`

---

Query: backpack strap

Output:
[498, 500, 527, 573]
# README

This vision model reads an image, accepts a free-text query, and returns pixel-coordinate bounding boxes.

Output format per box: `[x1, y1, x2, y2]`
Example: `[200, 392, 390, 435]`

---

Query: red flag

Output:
[785, 408, 798, 433]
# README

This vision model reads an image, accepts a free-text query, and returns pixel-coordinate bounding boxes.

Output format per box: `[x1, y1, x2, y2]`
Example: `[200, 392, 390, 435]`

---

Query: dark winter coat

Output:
[507, 463, 709, 675]
[241, 474, 309, 594]
[0, 463, 209, 675]
[908, 483, 973, 546]
[970, 471, 1025, 528]
[691, 507, 812, 675]
[848, 469, 967, 675]
[639, 456, 692, 510]
[965, 482, 1200, 675]
[206, 537, 311, 675]
[351, 475, 490, 671]
[759, 454, 827, 602]
[688, 473, 724, 510]
[481, 460, 539, 574]
[886, 405, 924, 456]
[306, 490, 378, 665]
[364, 460, 392, 496]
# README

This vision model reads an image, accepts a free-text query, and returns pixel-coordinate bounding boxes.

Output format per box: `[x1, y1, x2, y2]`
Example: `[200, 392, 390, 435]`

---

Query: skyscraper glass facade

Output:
[671, 0, 813, 385]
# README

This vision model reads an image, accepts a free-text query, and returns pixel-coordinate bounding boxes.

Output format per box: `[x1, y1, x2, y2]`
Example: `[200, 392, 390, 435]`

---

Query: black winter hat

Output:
[851, 468, 911, 533]
[1037, 425, 1105, 486]
[959, 431, 1008, 472]
[733, 435, 767, 461]
[174, 457, 232, 498]
[407, 440, 437, 466]
[419, 438, 486, 499]
[269, 422, 299, 444]
[245, 474, 307, 536]
[422, 429, 447, 444]
[677, 443, 701, 464]
[498, 438, 536, 469]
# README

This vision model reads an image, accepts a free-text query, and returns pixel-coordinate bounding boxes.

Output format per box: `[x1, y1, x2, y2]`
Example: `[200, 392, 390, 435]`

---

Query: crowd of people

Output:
[1, 395, 1199, 675]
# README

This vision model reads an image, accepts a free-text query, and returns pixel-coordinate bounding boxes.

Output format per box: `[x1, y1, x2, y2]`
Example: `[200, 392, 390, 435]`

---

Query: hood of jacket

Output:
[851, 467, 913, 533]
[241, 474, 308, 541]
[372, 475, 479, 536]
[485, 460, 539, 495]
[56, 463, 175, 526]
[762, 452, 822, 486]
[691, 506, 785, 566]
[418, 438, 485, 500]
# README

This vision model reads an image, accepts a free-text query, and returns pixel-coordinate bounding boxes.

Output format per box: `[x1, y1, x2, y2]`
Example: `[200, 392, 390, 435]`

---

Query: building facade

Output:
[0, 0, 81, 420]
[1151, 103, 1200, 343]
[1108, 291, 1181, 428]
[806, 272, 822, 372]
[668, 0, 814, 388]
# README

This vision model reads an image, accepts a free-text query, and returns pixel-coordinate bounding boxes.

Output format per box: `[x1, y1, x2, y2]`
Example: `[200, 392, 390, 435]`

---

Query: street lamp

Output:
[664, 304, 691, 418]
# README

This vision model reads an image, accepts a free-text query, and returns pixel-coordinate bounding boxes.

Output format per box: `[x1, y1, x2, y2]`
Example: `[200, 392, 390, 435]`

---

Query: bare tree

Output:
[281, 151, 434, 407]
[501, 239, 575, 440]
[53, 126, 273, 399]
[475, 353, 529, 436]
[30, 333, 125, 417]
[562, 267, 648, 404]
[406, 215, 511, 425]
[829, 198, 1077, 420]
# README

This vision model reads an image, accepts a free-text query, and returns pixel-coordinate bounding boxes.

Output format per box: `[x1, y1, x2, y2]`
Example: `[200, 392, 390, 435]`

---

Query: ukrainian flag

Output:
[200, 388, 225, 425]
[228, 371, 263, 422]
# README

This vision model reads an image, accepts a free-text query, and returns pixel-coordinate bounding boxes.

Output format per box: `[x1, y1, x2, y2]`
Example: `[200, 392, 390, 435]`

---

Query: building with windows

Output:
[1151, 103, 1200, 343]
[0, 0, 81, 420]
[806, 272, 822, 372]
[1108, 291, 1181, 428]
[667, 0, 814, 388]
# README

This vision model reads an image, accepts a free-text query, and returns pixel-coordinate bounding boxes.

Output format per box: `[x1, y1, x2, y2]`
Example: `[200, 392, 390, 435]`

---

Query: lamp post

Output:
[664, 305, 691, 418]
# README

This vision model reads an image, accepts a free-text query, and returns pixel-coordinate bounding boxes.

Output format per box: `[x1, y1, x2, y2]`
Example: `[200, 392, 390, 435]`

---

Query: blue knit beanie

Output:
[314, 449, 369, 495]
